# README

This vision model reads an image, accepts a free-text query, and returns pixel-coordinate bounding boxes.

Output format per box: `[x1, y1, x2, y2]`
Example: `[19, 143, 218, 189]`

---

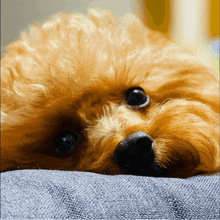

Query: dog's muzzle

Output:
[114, 132, 167, 177]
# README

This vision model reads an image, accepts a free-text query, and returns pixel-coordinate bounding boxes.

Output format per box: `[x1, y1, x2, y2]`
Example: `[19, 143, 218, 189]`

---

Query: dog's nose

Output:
[114, 131, 155, 175]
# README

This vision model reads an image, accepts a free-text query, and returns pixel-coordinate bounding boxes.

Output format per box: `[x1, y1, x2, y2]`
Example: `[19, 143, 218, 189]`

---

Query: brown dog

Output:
[1, 9, 219, 178]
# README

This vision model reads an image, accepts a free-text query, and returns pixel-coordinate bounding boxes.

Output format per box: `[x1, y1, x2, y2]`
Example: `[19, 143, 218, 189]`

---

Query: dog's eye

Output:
[54, 130, 80, 153]
[126, 87, 150, 108]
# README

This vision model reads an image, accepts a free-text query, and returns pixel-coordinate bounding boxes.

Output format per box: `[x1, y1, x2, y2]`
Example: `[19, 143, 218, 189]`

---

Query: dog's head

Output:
[1, 9, 219, 178]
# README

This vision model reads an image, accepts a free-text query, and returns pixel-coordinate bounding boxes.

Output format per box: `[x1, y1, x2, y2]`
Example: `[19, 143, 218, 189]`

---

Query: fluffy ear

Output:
[88, 9, 119, 29]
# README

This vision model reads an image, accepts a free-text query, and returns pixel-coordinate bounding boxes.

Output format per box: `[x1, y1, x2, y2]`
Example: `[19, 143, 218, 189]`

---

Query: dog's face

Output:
[1, 10, 219, 178]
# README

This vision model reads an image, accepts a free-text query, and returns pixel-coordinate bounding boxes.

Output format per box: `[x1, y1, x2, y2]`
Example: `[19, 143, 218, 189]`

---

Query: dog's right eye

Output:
[126, 87, 150, 108]
[54, 130, 80, 154]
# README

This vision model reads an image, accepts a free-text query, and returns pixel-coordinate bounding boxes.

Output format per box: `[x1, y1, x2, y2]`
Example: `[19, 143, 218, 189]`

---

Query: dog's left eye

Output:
[126, 87, 150, 108]
[54, 130, 80, 154]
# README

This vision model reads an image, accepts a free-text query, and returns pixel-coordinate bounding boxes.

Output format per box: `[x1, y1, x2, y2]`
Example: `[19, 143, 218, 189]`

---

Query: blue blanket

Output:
[1, 170, 219, 219]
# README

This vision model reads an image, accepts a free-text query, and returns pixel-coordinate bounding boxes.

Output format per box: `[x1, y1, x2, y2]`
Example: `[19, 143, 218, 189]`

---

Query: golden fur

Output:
[1, 9, 219, 178]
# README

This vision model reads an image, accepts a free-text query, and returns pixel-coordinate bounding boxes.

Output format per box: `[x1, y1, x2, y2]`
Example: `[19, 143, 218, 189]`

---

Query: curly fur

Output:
[1, 9, 219, 178]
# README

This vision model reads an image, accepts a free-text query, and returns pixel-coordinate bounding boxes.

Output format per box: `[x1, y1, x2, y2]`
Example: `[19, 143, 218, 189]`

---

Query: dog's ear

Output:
[88, 9, 119, 30]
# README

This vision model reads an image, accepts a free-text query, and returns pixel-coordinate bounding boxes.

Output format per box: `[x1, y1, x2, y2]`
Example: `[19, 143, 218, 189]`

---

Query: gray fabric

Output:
[1, 170, 219, 219]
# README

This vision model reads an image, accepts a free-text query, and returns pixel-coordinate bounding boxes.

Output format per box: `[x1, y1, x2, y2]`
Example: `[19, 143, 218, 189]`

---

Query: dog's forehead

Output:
[68, 44, 216, 107]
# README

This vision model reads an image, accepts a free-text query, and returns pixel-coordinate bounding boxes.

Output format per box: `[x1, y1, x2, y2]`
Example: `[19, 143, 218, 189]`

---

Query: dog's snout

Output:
[114, 131, 155, 175]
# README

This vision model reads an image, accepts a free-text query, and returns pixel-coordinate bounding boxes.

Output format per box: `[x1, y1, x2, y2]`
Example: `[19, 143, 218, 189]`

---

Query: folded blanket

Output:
[1, 170, 219, 219]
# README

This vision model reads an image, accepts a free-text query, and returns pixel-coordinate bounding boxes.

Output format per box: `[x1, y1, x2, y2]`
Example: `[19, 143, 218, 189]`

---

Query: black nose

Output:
[114, 132, 155, 176]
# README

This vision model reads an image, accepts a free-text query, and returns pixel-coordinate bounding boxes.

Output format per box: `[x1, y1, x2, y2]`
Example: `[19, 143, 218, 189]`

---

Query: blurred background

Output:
[1, 0, 219, 71]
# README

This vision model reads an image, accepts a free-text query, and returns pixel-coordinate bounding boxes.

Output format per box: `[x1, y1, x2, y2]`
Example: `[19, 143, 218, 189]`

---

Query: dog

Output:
[1, 9, 219, 178]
